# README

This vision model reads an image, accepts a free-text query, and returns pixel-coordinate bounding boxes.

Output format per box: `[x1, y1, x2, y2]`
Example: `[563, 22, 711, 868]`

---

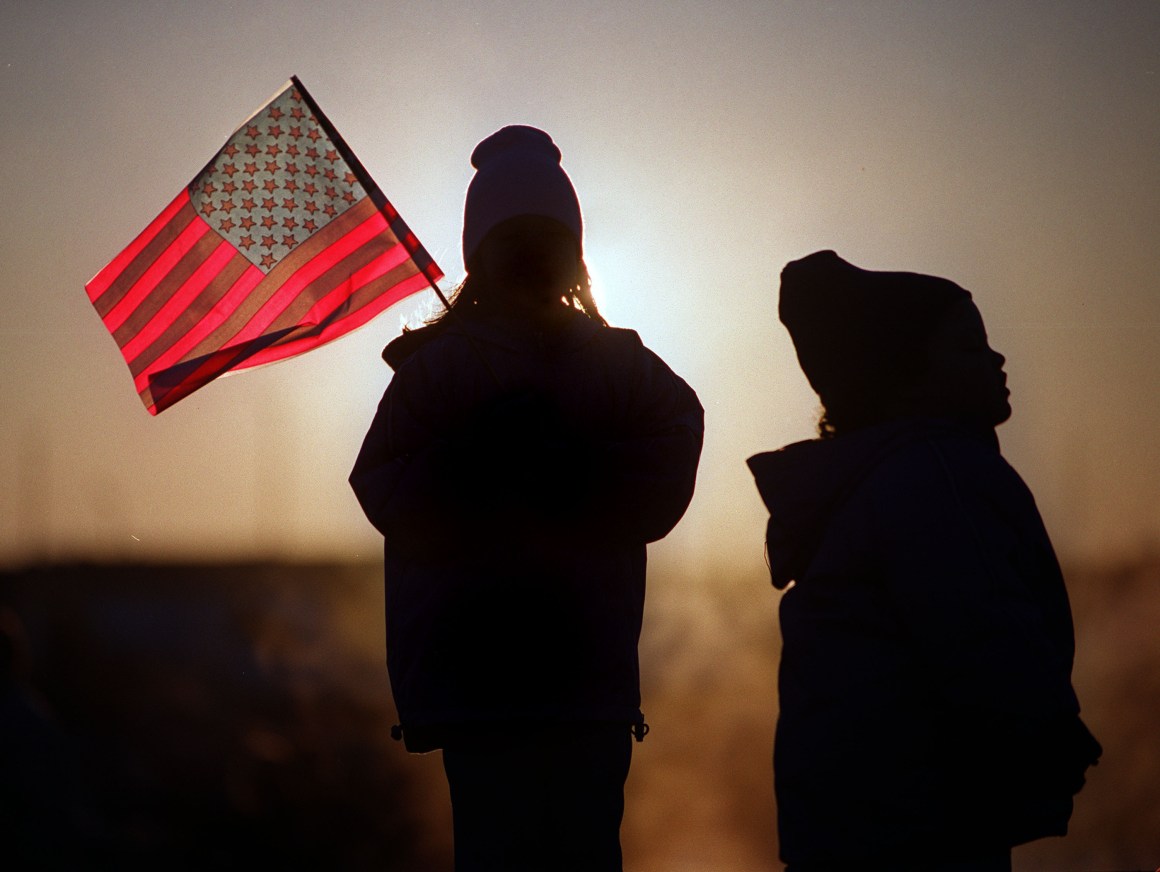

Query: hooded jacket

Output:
[351, 306, 703, 744]
[748, 419, 1100, 865]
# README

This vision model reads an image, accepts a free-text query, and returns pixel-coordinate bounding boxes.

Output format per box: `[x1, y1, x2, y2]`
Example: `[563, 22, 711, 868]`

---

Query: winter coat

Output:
[748, 419, 1100, 866]
[351, 306, 703, 745]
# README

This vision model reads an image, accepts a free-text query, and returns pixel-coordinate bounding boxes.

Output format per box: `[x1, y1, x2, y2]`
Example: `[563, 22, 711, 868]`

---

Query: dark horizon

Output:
[2, 555, 1156, 871]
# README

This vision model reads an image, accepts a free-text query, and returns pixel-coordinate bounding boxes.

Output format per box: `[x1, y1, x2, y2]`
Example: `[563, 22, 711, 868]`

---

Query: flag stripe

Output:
[102, 216, 210, 333]
[259, 226, 405, 338]
[138, 209, 415, 404]
[130, 200, 376, 386]
[118, 239, 239, 364]
[112, 231, 226, 349]
[232, 203, 392, 342]
[126, 251, 253, 376]
[86, 192, 190, 303]
[91, 198, 200, 318]
[175, 198, 385, 366]
[140, 341, 264, 415]
[240, 262, 432, 369]
[132, 263, 265, 390]
[296, 236, 414, 329]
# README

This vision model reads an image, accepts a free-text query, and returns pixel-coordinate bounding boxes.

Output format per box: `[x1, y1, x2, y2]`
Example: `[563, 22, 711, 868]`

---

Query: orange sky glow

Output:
[1, 0, 1158, 569]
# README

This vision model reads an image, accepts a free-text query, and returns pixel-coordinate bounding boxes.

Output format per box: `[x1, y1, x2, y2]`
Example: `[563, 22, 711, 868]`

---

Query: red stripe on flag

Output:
[102, 218, 211, 334]
[127, 252, 252, 378]
[86, 192, 189, 303]
[242, 270, 434, 368]
[210, 208, 391, 353]
[298, 239, 413, 327]
[120, 238, 237, 365]
[132, 264, 265, 394]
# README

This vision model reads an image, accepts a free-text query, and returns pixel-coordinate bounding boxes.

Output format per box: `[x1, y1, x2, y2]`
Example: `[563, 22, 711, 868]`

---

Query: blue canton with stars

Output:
[189, 85, 366, 273]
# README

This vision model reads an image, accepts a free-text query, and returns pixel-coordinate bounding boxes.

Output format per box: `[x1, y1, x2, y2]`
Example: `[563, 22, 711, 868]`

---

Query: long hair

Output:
[382, 258, 606, 368]
[428, 257, 606, 327]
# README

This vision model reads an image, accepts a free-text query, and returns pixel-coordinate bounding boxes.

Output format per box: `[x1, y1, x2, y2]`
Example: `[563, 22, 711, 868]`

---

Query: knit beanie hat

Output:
[779, 250, 971, 404]
[462, 126, 583, 266]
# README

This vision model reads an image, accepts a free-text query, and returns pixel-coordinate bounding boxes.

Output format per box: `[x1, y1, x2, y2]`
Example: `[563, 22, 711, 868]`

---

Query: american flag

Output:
[86, 77, 442, 414]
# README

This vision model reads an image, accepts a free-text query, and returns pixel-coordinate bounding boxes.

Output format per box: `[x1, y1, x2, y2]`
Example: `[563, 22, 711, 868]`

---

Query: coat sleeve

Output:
[348, 365, 453, 551]
[586, 337, 704, 543]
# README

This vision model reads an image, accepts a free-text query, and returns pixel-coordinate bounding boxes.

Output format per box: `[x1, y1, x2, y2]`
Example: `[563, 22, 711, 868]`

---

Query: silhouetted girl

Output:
[351, 126, 703, 872]
[749, 251, 1100, 872]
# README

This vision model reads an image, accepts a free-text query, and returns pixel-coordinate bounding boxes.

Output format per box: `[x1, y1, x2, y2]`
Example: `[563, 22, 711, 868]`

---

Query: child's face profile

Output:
[915, 299, 1012, 428]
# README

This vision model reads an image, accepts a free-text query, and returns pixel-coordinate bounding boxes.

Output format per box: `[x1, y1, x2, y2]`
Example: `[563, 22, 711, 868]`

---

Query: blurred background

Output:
[1, 1, 1158, 868]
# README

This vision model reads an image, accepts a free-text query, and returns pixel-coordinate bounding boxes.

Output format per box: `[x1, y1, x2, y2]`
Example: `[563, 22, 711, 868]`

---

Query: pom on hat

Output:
[779, 250, 971, 404]
[462, 126, 583, 265]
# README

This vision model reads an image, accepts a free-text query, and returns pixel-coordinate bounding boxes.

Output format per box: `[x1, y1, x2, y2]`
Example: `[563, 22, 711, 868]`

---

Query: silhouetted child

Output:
[350, 126, 703, 872]
[748, 251, 1100, 872]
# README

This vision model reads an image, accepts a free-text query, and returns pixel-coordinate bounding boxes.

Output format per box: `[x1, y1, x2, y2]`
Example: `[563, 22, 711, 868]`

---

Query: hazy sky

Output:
[2, 0, 1158, 568]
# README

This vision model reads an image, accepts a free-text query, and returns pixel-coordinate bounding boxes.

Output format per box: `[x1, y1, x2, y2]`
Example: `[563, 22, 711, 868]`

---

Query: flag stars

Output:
[186, 89, 367, 274]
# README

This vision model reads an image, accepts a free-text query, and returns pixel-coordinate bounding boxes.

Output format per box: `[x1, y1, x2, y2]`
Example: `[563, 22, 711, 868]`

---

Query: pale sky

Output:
[2, 0, 1158, 568]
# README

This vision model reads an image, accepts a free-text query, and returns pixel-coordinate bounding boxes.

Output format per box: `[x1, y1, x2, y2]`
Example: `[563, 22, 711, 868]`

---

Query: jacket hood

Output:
[747, 419, 983, 589]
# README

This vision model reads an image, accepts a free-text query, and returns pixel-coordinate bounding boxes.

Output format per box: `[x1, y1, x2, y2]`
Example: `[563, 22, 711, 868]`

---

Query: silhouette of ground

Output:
[1, 557, 1156, 871]
[0, 561, 450, 871]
